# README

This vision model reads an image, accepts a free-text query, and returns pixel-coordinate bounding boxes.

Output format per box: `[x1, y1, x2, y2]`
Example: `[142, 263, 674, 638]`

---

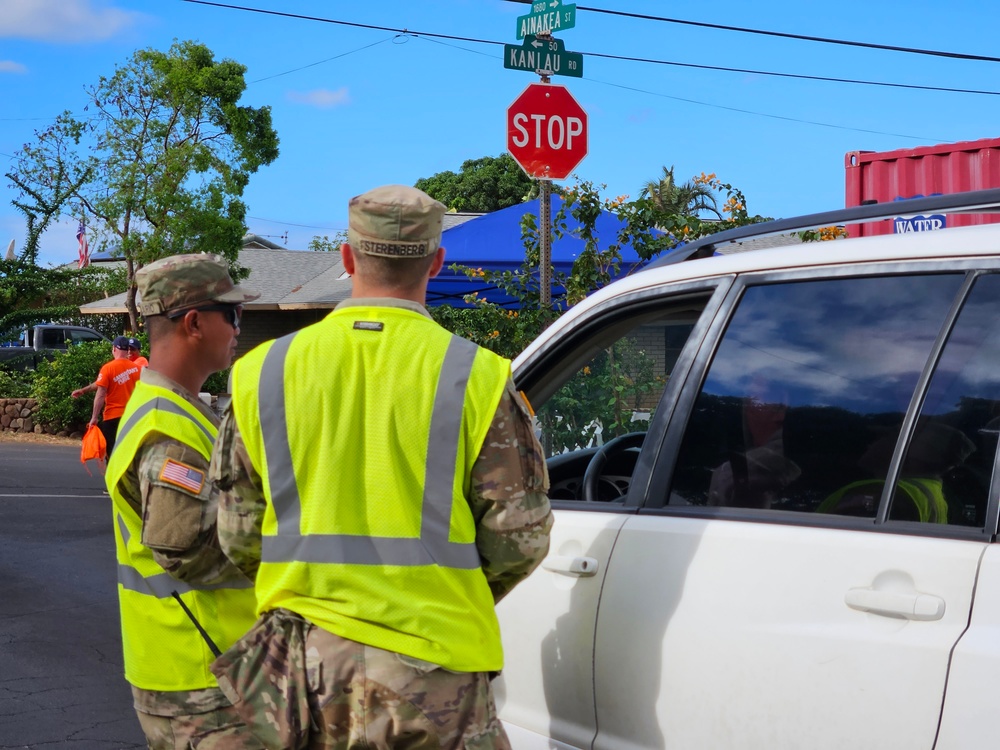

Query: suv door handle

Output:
[543, 556, 599, 577]
[845, 587, 945, 621]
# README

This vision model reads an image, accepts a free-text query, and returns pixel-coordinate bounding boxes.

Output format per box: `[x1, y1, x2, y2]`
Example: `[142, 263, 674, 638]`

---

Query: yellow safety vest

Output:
[106, 381, 257, 691]
[232, 305, 510, 672]
[818, 477, 948, 523]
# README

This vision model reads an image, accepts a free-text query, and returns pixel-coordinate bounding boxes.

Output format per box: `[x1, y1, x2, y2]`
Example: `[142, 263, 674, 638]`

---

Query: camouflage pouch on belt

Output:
[210, 609, 311, 750]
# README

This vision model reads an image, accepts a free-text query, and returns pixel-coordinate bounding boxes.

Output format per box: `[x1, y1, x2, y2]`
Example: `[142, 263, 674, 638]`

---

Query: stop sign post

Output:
[506, 82, 588, 309]
[506, 82, 588, 180]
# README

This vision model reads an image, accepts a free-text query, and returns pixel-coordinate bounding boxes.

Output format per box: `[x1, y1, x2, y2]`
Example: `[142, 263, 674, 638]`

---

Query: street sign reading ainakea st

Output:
[504, 35, 583, 79]
[516, 0, 577, 40]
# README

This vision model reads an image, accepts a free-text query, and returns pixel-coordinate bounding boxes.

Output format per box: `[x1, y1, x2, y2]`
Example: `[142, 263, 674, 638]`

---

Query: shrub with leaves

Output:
[203, 367, 231, 396]
[31, 340, 113, 431]
[0, 368, 34, 399]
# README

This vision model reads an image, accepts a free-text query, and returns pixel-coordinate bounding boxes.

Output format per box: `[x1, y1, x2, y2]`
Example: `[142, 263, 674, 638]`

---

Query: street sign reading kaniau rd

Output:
[504, 35, 583, 79]
[506, 82, 588, 180]
[516, 0, 577, 40]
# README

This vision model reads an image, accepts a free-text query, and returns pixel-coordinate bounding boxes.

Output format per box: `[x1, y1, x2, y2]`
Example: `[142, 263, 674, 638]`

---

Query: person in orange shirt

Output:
[126, 337, 149, 368]
[71, 336, 142, 456]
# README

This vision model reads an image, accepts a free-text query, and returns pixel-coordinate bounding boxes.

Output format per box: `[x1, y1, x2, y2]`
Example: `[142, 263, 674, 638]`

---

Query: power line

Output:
[246, 215, 344, 230]
[250, 36, 396, 83]
[181, 1, 1000, 97]
[502, 0, 1000, 64]
[574, 51, 1000, 97]
[415, 36, 944, 141]
[593, 78, 945, 142]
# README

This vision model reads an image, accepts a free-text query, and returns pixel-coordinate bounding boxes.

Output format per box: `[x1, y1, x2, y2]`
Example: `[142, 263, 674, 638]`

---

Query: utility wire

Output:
[247, 215, 344, 230]
[502, 0, 1000, 64]
[181, 1, 1000, 97]
[416, 36, 944, 141]
[250, 36, 395, 83]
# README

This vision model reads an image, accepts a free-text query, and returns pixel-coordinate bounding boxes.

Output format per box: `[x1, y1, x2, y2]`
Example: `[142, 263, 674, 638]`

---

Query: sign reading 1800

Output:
[516, 0, 577, 40]
[504, 35, 583, 79]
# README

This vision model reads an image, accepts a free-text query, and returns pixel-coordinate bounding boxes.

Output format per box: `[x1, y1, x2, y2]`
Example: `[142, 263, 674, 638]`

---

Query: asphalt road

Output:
[0, 442, 146, 749]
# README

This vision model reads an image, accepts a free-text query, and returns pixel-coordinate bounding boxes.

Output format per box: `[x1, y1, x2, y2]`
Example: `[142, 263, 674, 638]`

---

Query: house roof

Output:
[442, 212, 483, 230]
[80, 248, 352, 314]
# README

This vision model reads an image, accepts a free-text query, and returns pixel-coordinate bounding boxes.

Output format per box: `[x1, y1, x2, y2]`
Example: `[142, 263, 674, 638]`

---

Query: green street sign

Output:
[516, 1, 577, 40]
[504, 35, 583, 79]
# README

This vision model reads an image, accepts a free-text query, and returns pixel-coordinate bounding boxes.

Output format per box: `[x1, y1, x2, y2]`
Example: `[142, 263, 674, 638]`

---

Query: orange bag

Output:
[81, 424, 106, 476]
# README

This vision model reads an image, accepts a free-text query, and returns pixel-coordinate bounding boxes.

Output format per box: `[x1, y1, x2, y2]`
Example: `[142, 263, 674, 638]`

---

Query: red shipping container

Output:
[845, 137, 1000, 236]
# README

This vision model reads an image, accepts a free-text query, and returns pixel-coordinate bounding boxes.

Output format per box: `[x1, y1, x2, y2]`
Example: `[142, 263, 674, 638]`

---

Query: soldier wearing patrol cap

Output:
[209, 185, 553, 749]
[104, 254, 264, 749]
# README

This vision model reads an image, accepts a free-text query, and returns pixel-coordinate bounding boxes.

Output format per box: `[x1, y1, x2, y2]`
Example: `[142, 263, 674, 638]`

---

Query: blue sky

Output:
[2, 0, 999, 267]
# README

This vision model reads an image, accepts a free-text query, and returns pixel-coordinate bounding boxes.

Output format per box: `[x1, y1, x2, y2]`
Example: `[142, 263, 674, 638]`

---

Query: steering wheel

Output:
[581, 431, 647, 503]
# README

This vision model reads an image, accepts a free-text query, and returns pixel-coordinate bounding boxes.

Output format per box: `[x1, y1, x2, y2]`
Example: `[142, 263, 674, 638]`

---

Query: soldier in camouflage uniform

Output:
[208, 185, 552, 749]
[105, 254, 264, 749]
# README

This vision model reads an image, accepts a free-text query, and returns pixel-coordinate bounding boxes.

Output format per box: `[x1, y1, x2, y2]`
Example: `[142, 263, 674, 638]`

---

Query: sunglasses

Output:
[167, 303, 242, 329]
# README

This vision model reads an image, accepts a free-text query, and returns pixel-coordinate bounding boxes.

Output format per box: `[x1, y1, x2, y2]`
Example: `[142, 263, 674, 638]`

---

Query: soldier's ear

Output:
[341, 244, 356, 276]
[180, 309, 204, 340]
[429, 246, 446, 279]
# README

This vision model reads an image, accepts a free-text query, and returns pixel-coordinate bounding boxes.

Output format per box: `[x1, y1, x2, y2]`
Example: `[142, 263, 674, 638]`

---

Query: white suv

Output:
[495, 190, 1000, 750]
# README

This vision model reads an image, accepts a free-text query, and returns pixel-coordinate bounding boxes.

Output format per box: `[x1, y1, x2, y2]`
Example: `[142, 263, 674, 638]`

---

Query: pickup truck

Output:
[0, 324, 109, 370]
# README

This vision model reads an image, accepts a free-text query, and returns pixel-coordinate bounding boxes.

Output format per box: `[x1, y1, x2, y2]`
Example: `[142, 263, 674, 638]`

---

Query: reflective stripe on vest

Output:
[899, 478, 945, 524]
[107, 380, 259, 691]
[258, 331, 481, 569]
[115, 514, 251, 597]
[116, 396, 215, 450]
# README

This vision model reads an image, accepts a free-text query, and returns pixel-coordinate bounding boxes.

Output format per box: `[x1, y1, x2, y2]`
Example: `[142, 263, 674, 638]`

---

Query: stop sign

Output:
[506, 82, 588, 180]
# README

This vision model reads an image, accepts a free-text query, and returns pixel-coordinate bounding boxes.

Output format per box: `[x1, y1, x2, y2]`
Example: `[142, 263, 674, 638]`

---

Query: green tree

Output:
[308, 230, 348, 251]
[432, 174, 770, 352]
[415, 154, 537, 213]
[641, 165, 721, 220]
[1, 170, 127, 339]
[8, 40, 279, 333]
[0, 260, 127, 340]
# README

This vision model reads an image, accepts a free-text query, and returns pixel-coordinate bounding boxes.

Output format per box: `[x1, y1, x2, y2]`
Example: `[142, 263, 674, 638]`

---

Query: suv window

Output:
[535, 300, 709, 502]
[887, 273, 1000, 526]
[669, 273, 969, 520]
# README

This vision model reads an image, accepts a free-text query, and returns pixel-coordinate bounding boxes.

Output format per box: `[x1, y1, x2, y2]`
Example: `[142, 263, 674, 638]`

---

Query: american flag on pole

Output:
[76, 218, 90, 269]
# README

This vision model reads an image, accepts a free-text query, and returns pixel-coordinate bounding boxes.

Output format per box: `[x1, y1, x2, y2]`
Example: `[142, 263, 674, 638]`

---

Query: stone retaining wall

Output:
[0, 398, 57, 435]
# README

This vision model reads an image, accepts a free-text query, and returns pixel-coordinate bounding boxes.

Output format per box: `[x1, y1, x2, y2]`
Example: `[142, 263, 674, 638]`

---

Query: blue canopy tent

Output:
[428, 195, 664, 308]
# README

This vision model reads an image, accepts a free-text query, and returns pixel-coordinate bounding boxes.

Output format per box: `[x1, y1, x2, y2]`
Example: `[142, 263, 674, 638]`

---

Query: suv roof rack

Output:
[646, 187, 1000, 268]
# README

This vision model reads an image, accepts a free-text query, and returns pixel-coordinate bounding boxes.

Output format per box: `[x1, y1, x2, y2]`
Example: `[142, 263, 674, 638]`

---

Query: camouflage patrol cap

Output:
[136, 253, 260, 317]
[347, 185, 446, 258]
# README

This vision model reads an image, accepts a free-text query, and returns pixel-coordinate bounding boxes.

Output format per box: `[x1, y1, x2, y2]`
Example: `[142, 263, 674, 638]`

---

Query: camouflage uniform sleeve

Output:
[136, 437, 248, 586]
[470, 379, 552, 603]
[209, 404, 266, 582]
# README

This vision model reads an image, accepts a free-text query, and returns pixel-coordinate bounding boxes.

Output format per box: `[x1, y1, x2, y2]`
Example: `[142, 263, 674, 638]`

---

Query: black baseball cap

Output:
[112, 336, 129, 349]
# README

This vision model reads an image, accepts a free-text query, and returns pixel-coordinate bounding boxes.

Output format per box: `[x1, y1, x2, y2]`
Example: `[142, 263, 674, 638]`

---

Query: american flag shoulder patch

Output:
[159, 459, 205, 494]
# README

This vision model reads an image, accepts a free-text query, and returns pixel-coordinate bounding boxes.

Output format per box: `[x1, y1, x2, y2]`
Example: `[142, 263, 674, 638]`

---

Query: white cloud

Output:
[287, 87, 351, 109]
[0, 0, 142, 42]
[0, 60, 27, 73]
